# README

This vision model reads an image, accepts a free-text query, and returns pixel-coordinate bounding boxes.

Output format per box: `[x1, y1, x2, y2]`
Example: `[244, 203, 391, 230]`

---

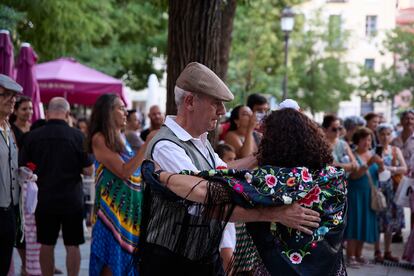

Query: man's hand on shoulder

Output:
[272, 203, 320, 235]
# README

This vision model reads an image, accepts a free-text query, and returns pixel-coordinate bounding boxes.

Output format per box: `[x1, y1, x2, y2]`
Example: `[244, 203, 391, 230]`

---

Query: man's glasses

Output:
[0, 90, 17, 98]
[330, 126, 343, 132]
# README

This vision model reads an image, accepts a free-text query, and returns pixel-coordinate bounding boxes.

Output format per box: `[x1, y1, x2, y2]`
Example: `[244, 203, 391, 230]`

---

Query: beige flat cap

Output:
[176, 62, 234, 102]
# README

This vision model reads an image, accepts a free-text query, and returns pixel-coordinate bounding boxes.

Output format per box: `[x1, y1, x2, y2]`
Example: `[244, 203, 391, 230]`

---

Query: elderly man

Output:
[19, 97, 93, 276]
[0, 74, 23, 275]
[141, 62, 320, 275]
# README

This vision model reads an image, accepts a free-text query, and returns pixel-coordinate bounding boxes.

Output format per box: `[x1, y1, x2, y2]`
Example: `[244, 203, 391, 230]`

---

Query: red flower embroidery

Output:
[27, 162, 36, 171]
[289, 252, 302, 264]
[216, 166, 227, 170]
[301, 168, 312, 182]
[233, 183, 244, 193]
[297, 186, 321, 207]
[265, 174, 277, 188]
[286, 177, 296, 187]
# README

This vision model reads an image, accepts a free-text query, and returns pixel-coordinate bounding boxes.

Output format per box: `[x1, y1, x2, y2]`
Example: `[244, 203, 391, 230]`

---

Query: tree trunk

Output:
[217, 0, 237, 81]
[166, 0, 222, 115]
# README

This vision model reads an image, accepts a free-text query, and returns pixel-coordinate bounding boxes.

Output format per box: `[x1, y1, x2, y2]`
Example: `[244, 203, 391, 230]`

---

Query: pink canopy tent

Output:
[0, 30, 14, 77]
[35, 57, 127, 105]
[16, 43, 42, 122]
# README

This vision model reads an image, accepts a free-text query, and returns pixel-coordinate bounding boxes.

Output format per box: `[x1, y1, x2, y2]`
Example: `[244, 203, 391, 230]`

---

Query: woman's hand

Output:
[368, 154, 383, 166]
[247, 112, 258, 132]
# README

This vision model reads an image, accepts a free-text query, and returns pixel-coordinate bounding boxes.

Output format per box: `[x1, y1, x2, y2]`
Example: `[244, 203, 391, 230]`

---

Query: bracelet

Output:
[166, 173, 179, 188]
[153, 169, 164, 181]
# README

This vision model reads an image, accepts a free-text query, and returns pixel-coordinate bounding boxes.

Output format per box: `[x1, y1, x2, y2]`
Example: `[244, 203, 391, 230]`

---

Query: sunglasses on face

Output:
[0, 90, 17, 98]
[330, 126, 343, 132]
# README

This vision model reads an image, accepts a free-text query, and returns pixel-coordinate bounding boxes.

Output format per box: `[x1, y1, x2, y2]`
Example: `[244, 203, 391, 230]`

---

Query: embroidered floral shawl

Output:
[181, 165, 347, 275]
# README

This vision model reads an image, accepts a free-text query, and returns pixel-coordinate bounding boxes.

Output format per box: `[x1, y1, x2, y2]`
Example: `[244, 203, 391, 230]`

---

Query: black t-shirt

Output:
[140, 128, 150, 141]
[10, 123, 24, 149]
[19, 119, 93, 214]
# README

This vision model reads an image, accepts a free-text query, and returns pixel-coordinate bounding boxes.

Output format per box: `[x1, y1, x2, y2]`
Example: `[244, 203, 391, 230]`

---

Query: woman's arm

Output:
[224, 130, 256, 159]
[393, 147, 408, 175]
[237, 114, 258, 158]
[349, 164, 368, 179]
[336, 144, 358, 172]
[92, 133, 147, 180]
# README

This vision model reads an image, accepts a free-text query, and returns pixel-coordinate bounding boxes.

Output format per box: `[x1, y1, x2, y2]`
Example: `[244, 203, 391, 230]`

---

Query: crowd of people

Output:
[0, 60, 413, 276]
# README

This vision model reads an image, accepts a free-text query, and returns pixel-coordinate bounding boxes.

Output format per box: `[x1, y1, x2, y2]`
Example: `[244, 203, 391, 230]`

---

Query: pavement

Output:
[12, 209, 414, 276]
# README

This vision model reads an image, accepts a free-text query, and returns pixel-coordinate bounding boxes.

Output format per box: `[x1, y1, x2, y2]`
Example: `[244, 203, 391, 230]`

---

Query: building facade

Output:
[298, 0, 398, 119]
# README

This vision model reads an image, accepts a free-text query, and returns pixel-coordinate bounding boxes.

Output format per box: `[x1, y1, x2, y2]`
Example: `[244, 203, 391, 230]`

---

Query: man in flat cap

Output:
[0, 74, 23, 274]
[141, 63, 320, 275]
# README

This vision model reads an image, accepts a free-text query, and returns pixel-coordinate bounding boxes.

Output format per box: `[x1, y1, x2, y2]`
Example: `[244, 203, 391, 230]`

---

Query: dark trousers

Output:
[140, 243, 225, 276]
[0, 206, 17, 276]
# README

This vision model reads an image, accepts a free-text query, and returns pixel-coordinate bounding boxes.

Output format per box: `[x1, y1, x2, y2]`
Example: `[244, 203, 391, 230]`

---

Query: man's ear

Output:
[184, 94, 195, 112]
[65, 111, 70, 121]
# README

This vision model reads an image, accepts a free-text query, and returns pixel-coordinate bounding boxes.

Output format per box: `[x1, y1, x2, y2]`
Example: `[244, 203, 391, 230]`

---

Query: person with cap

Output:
[0, 74, 23, 275]
[279, 99, 301, 111]
[140, 62, 320, 275]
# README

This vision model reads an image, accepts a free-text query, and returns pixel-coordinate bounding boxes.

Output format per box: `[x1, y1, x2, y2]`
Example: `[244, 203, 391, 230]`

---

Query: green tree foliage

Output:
[226, 0, 302, 106]
[0, 4, 25, 34]
[289, 11, 354, 115]
[385, 26, 414, 92]
[1, 0, 167, 90]
[3, 0, 113, 59]
[358, 26, 414, 112]
[78, 1, 167, 89]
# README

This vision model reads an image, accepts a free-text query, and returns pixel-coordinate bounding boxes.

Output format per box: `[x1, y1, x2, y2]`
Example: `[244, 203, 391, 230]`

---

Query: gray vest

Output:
[0, 126, 19, 207]
[145, 125, 216, 170]
[143, 125, 223, 261]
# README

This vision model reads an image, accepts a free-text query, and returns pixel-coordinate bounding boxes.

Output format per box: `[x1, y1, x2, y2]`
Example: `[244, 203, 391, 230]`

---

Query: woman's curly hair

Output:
[257, 108, 333, 169]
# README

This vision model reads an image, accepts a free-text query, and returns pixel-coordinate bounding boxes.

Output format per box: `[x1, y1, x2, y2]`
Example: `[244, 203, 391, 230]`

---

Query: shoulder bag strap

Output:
[365, 168, 376, 189]
[392, 146, 398, 166]
[356, 153, 376, 189]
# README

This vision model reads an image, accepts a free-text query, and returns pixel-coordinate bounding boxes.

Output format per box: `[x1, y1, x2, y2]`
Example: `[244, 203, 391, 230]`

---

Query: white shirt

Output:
[219, 222, 236, 250]
[0, 121, 10, 146]
[152, 116, 227, 173]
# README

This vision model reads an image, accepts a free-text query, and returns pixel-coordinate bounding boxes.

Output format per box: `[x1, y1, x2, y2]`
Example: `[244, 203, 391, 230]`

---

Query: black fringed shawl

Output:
[140, 161, 236, 275]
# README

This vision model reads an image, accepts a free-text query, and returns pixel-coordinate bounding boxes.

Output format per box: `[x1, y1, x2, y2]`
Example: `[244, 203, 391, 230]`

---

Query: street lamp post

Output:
[280, 7, 295, 100]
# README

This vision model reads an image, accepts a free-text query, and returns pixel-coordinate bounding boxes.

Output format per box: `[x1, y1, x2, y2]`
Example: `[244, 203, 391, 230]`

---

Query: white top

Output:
[219, 222, 236, 250]
[152, 116, 227, 172]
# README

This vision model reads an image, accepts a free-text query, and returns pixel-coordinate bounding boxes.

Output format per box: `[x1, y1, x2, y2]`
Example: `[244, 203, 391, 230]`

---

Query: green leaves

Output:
[2, 0, 167, 90]
[226, 0, 301, 106]
[359, 26, 414, 106]
[289, 10, 354, 114]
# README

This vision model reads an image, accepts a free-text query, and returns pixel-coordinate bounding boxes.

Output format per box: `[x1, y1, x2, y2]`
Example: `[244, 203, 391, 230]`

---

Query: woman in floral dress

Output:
[373, 124, 407, 262]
